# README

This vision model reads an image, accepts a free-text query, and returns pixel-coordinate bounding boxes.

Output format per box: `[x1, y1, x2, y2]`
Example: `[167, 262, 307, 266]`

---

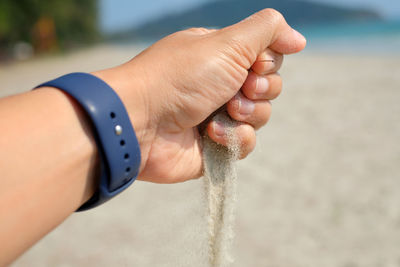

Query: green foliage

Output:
[0, 0, 99, 50]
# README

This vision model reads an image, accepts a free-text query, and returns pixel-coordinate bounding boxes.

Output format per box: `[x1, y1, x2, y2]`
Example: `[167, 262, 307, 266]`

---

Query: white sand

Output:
[203, 113, 239, 267]
[2, 44, 400, 267]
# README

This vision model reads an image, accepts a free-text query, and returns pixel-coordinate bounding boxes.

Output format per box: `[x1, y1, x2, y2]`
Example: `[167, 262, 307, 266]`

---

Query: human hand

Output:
[93, 9, 306, 183]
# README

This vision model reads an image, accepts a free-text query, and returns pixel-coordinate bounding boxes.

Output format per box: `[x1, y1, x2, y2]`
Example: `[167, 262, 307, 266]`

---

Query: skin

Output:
[0, 9, 305, 266]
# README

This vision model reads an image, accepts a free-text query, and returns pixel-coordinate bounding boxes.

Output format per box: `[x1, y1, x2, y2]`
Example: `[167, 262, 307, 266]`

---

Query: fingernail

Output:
[213, 121, 225, 137]
[292, 28, 306, 42]
[237, 96, 255, 115]
[255, 76, 269, 94]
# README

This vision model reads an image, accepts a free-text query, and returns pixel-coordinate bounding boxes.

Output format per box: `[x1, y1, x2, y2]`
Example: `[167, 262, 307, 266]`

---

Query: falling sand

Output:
[203, 112, 240, 267]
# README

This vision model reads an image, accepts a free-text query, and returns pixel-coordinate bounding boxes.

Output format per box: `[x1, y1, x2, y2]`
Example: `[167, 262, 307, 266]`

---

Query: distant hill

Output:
[111, 0, 381, 40]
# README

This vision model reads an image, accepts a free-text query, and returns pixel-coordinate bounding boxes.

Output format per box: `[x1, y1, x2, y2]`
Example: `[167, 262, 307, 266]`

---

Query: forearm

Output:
[0, 88, 98, 266]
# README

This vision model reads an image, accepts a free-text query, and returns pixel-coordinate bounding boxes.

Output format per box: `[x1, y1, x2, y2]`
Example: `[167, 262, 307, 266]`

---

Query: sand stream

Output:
[203, 113, 240, 267]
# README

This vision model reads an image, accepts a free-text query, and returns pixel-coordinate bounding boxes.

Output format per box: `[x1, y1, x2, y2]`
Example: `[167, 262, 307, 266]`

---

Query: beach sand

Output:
[2, 44, 400, 267]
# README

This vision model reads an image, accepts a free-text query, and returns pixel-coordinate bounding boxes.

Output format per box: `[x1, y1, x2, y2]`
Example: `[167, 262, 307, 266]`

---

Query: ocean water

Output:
[115, 19, 400, 55]
[298, 20, 400, 54]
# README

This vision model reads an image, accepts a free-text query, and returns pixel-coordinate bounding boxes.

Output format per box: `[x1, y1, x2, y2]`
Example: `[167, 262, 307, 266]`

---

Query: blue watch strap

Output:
[35, 72, 141, 211]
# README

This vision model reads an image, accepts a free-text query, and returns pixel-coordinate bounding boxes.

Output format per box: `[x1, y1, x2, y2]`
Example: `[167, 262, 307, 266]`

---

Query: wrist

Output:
[91, 64, 155, 173]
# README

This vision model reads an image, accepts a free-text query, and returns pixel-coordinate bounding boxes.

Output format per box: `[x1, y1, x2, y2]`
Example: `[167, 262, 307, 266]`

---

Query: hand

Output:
[93, 9, 306, 183]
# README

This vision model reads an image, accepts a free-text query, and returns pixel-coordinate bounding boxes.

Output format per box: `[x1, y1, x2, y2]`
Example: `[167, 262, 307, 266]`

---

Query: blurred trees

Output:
[0, 0, 99, 59]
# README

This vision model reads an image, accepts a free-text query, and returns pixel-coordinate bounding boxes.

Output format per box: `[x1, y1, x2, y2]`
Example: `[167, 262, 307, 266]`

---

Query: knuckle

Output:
[185, 27, 210, 34]
[239, 130, 256, 159]
[197, 27, 210, 33]
[241, 126, 256, 147]
[258, 8, 284, 24]
[256, 103, 271, 128]
[270, 79, 283, 99]
[261, 111, 270, 126]
[186, 27, 199, 32]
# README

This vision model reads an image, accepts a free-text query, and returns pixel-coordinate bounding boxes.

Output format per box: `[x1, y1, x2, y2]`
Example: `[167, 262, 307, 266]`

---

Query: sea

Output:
[297, 19, 400, 54]
[114, 19, 400, 56]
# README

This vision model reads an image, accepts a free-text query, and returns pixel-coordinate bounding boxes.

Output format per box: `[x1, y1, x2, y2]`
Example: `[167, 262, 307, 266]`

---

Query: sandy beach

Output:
[2, 43, 400, 266]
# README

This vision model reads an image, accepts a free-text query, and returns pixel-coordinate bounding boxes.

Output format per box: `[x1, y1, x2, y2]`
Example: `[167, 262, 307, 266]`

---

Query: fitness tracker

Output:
[35, 72, 141, 211]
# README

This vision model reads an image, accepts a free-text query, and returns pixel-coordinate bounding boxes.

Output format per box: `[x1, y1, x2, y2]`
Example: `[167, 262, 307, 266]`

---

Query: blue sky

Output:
[99, 0, 400, 33]
[99, 0, 212, 33]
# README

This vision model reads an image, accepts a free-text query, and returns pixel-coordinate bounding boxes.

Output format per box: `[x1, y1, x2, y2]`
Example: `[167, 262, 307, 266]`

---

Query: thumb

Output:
[219, 9, 306, 58]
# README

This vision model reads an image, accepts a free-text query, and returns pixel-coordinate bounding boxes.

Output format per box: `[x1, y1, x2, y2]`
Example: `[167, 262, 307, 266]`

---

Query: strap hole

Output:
[110, 112, 116, 118]
[120, 140, 125, 146]
[126, 167, 131, 173]
[124, 153, 129, 159]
